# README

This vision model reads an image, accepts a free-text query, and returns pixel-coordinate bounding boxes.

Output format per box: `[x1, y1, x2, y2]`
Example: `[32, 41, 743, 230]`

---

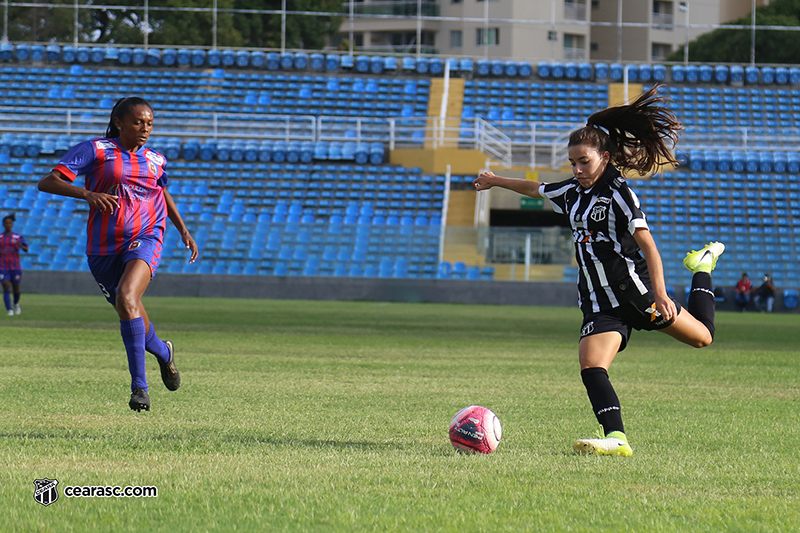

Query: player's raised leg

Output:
[661, 242, 725, 348]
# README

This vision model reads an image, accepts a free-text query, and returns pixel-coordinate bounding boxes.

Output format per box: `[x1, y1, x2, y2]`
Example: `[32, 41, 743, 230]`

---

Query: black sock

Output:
[13, 292, 20, 304]
[581, 367, 624, 435]
[688, 272, 715, 339]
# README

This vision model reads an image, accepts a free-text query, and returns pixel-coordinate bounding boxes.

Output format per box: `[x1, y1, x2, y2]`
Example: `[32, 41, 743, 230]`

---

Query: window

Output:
[450, 30, 463, 48]
[564, 0, 587, 20]
[563, 33, 585, 60]
[476, 28, 499, 46]
[653, 1, 674, 29]
[651, 42, 673, 61]
[452, 0, 463, 3]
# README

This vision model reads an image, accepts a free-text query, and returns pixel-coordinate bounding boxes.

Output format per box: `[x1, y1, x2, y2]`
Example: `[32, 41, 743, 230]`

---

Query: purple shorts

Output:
[0, 269, 22, 284]
[87, 235, 163, 306]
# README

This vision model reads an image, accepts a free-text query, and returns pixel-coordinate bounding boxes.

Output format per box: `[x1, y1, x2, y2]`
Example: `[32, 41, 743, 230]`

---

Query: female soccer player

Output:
[473, 86, 724, 457]
[1, 214, 28, 316]
[38, 97, 199, 412]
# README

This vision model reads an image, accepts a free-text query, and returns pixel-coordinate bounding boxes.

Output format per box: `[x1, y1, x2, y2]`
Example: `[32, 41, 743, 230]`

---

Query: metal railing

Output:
[2, 107, 796, 169]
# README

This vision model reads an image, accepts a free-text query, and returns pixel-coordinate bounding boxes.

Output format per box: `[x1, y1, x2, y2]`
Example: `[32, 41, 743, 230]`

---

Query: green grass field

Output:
[2, 294, 799, 532]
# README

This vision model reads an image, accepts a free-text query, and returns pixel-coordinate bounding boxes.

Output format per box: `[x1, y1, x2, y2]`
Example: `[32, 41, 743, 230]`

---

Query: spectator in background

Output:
[0, 214, 28, 316]
[734, 273, 752, 312]
[754, 274, 776, 313]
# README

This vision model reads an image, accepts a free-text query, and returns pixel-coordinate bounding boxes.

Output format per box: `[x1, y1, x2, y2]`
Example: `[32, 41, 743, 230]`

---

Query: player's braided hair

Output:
[105, 97, 152, 138]
[568, 85, 683, 175]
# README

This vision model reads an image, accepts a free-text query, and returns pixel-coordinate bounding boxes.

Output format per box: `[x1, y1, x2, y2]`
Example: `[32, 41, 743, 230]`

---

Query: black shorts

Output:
[580, 292, 682, 352]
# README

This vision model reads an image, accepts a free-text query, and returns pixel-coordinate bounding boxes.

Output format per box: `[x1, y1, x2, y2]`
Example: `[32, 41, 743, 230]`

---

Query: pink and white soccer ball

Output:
[449, 405, 502, 454]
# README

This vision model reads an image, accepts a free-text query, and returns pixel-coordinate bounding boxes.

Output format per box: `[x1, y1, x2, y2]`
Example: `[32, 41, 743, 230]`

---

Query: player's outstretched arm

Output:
[473, 171, 543, 198]
[38, 170, 120, 213]
[163, 189, 199, 263]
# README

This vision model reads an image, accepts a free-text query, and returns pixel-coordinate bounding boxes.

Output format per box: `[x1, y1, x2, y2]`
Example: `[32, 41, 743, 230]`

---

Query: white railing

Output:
[2, 107, 796, 169]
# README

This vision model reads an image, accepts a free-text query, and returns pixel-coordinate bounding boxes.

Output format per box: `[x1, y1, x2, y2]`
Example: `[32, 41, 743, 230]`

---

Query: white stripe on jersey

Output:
[612, 190, 649, 295]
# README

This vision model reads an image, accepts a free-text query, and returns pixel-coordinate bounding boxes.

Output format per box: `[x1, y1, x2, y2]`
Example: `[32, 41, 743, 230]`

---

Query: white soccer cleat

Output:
[14, 304, 20, 315]
[7, 309, 14, 316]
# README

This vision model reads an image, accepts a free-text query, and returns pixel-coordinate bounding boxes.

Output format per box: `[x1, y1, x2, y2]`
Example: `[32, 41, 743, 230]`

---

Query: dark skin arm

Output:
[38, 170, 120, 213]
[163, 189, 199, 263]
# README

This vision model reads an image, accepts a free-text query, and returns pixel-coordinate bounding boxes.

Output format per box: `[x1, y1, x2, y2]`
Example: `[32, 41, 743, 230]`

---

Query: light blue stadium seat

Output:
[132, 47, 146, 65]
[15, 43, 30, 61]
[146, 49, 161, 66]
[250, 50, 265, 67]
[594, 62, 608, 80]
[459, 58, 474, 74]
[490, 60, 504, 76]
[310, 53, 324, 70]
[671, 64, 685, 83]
[325, 54, 339, 71]
[176, 48, 190, 65]
[477, 60, 491, 76]
[42, 44, 60, 61]
[191, 49, 206, 66]
[609, 63, 623, 81]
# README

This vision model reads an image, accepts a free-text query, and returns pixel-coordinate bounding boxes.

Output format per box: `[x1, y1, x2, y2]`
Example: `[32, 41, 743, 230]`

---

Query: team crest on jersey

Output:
[94, 139, 117, 151]
[148, 161, 158, 175]
[33, 479, 59, 506]
[589, 203, 608, 222]
[129, 240, 142, 250]
[145, 150, 165, 166]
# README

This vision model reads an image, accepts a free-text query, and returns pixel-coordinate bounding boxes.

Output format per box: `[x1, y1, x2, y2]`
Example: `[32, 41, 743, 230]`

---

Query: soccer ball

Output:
[449, 405, 502, 454]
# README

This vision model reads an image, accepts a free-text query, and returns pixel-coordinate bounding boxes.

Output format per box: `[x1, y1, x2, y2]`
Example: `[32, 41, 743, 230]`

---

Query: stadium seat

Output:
[783, 289, 799, 309]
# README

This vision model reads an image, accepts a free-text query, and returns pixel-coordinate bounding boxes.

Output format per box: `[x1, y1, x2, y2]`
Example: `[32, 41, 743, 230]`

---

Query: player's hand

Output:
[181, 231, 199, 263]
[473, 171, 496, 191]
[654, 292, 677, 322]
[86, 192, 120, 213]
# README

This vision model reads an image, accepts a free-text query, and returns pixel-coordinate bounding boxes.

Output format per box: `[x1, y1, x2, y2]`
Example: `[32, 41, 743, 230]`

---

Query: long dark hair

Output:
[105, 97, 152, 138]
[568, 85, 682, 175]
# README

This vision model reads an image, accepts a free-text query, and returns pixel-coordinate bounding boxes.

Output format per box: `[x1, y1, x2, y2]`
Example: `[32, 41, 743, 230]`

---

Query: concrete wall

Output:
[20, 271, 798, 313]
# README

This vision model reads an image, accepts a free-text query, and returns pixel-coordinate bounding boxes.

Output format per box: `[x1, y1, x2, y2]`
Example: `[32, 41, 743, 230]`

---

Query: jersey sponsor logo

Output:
[94, 139, 117, 151]
[145, 150, 165, 166]
[589, 203, 608, 222]
[581, 321, 594, 337]
[128, 240, 142, 250]
[108, 183, 154, 202]
[645, 305, 665, 323]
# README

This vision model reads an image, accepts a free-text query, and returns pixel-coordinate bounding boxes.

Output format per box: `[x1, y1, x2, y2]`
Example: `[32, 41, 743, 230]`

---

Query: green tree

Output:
[668, 0, 800, 64]
[5, 0, 86, 42]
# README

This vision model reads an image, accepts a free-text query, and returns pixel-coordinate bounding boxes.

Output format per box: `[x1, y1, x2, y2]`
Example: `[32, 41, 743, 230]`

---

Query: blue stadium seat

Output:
[430, 57, 444, 75]
[325, 54, 340, 71]
[518, 61, 532, 77]
[653, 64, 667, 81]
[370, 56, 384, 74]
[191, 49, 206, 66]
[162, 48, 177, 66]
[250, 50, 265, 67]
[146, 49, 161, 66]
[609, 63, 623, 81]
[745, 66, 759, 84]
[294, 52, 308, 69]
[760, 66, 775, 84]
[132, 47, 146, 65]
[236, 50, 250, 67]
[310, 53, 324, 70]
[477, 60, 491, 76]
[671, 65, 685, 83]
[0, 43, 13, 61]
[714, 65, 728, 83]
[15, 43, 30, 61]
[594, 62, 608, 80]
[46, 44, 61, 61]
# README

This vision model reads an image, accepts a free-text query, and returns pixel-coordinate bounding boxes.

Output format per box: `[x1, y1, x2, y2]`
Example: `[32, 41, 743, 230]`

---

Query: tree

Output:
[668, 0, 800, 64]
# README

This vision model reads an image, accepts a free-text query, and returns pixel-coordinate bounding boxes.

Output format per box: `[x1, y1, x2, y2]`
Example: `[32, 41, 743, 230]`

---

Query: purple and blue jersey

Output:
[0, 232, 27, 271]
[53, 137, 169, 256]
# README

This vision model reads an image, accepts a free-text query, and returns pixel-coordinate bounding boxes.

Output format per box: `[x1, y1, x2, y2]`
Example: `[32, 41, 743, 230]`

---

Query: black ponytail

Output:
[105, 97, 153, 138]
[568, 85, 683, 175]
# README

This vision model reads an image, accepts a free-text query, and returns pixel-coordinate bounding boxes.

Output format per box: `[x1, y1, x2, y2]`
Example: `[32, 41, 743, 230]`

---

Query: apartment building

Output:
[340, 0, 771, 62]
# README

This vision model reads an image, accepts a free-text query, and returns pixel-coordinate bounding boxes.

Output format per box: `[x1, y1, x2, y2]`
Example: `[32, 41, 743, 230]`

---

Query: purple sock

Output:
[121, 317, 148, 392]
[145, 322, 171, 364]
[3, 291, 11, 311]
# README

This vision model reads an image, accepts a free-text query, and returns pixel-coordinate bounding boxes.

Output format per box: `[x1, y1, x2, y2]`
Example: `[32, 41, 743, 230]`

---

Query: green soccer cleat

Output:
[573, 431, 632, 457]
[159, 340, 181, 391]
[683, 241, 725, 274]
[129, 388, 151, 412]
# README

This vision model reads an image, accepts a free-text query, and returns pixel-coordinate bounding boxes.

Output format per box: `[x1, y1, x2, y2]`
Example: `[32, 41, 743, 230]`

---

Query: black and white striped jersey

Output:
[540, 165, 652, 314]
